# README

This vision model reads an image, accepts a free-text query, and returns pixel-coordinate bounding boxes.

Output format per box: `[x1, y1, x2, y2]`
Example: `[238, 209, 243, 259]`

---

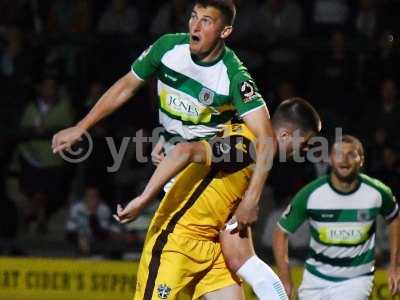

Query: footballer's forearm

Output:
[272, 227, 292, 282]
[388, 216, 400, 268]
[245, 137, 271, 201]
[243, 108, 277, 204]
[139, 142, 208, 202]
[77, 72, 143, 131]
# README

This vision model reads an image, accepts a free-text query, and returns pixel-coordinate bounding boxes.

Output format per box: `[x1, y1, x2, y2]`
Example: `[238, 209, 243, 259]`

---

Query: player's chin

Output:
[335, 169, 357, 182]
[189, 44, 201, 55]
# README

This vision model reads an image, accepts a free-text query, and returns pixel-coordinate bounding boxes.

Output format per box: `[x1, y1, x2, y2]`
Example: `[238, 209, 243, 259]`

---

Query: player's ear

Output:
[359, 154, 365, 168]
[220, 26, 233, 39]
[279, 129, 291, 141]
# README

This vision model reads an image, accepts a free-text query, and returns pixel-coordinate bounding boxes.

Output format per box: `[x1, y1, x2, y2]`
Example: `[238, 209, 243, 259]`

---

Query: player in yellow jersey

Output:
[116, 98, 321, 300]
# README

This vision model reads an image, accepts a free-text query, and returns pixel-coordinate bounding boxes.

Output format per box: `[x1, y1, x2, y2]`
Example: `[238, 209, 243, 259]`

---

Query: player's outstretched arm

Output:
[115, 142, 208, 224]
[235, 107, 277, 228]
[272, 226, 293, 297]
[52, 72, 143, 153]
[387, 216, 400, 295]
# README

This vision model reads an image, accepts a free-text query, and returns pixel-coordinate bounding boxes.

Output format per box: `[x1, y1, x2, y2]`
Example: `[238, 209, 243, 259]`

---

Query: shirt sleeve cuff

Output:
[277, 221, 294, 235]
[385, 203, 399, 223]
[131, 67, 145, 81]
[239, 102, 267, 118]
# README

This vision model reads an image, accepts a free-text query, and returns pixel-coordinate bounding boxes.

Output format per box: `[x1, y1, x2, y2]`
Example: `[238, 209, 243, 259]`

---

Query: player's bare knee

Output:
[174, 143, 193, 159]
[224, 255, 246, 273]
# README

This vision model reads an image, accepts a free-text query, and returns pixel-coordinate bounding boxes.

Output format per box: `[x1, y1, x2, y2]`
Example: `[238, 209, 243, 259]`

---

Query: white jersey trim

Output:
[277, 222, 294, 235]
[239, 103, 267, 118]
[385, 202, 399, 221]
[131, 68, 145, 81]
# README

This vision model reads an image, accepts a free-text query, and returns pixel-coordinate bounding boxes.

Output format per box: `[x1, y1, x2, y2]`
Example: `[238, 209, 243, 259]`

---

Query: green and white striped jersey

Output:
[131, 33, 266, 141]
[278, 174, 399, 282]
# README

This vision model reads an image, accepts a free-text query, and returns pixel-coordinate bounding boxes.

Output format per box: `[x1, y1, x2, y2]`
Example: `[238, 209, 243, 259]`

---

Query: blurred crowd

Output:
[0, 0, 399, 260]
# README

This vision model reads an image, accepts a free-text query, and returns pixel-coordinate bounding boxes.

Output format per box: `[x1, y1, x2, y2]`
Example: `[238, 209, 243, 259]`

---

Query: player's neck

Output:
[195, 41, 225, 64]
[330, 173, 360, 194]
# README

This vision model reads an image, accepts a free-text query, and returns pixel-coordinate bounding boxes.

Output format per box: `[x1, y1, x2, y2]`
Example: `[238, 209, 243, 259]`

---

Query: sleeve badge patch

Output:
[240, 80, 258, 103]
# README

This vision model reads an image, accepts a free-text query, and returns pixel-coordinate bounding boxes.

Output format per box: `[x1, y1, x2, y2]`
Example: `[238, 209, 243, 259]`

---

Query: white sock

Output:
[236, 255, 288, 300]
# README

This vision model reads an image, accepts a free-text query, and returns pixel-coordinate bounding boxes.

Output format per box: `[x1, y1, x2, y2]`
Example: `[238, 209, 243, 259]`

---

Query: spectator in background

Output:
[47, 1, 93, 85]
[48, 0, 93, 33]
[361, 79, 400, 144]
[358, 31, 400, 94]
[308, 0, 351, 35]
[96, 0, 142, 82]
[0, 28, 33, 80]
[66, 185, 136, 256]
[0, 140, 18, 240]
[257, 0, 303, 81]
[227, 0, 264, 72]
[368, 145, 400, 195]
[66, 185, 111, 255]
[309, 31, 356, 126]
[0, 27, 34, 133]
[97, 0, 140, 35]
[355, 0, 377, 39]
[0, 0, 35, 30]
[18, 72, 74, 234]
[150, 0, 191, 39]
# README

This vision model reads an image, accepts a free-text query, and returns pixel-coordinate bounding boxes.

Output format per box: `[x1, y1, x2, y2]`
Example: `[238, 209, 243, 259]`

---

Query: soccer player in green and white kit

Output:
[52, 1, 288, 299]
[273, 135, 400, 300]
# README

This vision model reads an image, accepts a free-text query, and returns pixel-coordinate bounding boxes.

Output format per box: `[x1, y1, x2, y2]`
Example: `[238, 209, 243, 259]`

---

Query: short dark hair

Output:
[272, 97, 321, 134]
[195, 0, 236, 26]
[332, 135, 365, 158]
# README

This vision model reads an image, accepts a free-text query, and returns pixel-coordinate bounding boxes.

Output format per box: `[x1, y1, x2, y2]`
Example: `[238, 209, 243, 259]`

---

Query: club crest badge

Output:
[157, 284, 171, 299]
[198, 87, 214, 106]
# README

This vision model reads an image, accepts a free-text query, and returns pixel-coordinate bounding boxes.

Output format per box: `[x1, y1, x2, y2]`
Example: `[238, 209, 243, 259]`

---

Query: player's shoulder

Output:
[222, 46, 250, 79]
[300, 175, 330, 196]
[156, 33, 190, 48]
[359, 173, 393, 196]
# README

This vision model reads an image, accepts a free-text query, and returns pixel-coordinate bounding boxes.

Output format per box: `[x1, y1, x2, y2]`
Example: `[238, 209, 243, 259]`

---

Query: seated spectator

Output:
[18, 71, 74, 234]
[66, 185, 136, 256]
[66, 185, 111, 255]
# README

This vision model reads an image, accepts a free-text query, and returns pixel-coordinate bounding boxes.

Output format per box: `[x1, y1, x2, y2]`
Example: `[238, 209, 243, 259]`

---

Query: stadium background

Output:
[0, 0, 399, 299]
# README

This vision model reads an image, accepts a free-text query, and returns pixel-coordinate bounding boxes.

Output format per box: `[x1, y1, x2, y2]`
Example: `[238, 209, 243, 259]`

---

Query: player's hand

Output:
[151, 137, 165, 165]
[113, 197, 145, 224]
[388, 265, 400, 295]
[52, 126, 86, 154]
[234, 197, 259, 230]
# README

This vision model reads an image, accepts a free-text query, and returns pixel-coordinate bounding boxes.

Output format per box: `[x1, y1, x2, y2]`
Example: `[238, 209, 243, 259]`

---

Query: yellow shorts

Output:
[134, 229, 240, 300]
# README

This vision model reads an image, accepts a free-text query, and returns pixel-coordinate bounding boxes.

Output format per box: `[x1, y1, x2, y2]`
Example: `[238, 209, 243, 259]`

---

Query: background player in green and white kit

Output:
[52, 0, 284, 298]
[273, 135, 400, 300]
